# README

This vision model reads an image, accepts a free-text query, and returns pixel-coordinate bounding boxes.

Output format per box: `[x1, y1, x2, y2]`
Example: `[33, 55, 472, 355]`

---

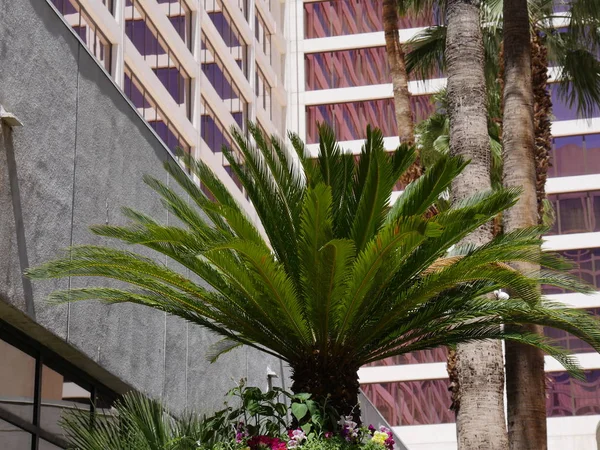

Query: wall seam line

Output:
[67, 44, 82, 344]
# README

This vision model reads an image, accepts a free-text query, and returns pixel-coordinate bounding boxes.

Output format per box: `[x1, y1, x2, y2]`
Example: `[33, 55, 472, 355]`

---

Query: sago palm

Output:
[27, 124, 600, 424]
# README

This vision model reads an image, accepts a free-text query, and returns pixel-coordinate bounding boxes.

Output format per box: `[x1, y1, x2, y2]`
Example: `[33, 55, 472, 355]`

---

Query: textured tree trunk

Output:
[289, 355, 361, 426]
[383, 0, 414, 145]
[383, 0, 422, 186]
[503, 4, 550, 446]
[532, 32, 552, 220]
[445, 0, 509, 448]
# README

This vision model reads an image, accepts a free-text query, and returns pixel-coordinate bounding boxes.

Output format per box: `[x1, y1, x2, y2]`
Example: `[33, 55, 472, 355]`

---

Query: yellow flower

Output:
[371, 431, 388, 446]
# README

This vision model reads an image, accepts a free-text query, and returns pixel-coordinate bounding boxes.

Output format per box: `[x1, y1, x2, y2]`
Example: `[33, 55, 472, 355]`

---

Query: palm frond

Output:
[27, 123, 600, 410]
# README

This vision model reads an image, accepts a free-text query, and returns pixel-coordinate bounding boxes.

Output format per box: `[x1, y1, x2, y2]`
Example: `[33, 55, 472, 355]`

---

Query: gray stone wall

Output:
[0, 0, 287, 415]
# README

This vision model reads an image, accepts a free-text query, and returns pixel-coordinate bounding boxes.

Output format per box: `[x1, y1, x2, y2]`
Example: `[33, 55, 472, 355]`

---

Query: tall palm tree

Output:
[383, 0, 415, 145]
[28, 124, 600, 426]
[382, 0, 425, 187]
[408, 1, 600, 446]
[502, 0, 547, 448]
[444, 0, 510, 447]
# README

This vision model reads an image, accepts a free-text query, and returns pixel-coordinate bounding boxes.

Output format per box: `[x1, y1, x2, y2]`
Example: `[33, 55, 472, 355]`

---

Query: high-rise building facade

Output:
[287, 1, 600, 449]
[3, 0, 600, 449]
[49, 0, 289, 221]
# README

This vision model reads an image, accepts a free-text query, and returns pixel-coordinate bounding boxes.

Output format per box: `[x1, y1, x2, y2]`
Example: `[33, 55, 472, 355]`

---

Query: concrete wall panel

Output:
[0, 0, 287, 415]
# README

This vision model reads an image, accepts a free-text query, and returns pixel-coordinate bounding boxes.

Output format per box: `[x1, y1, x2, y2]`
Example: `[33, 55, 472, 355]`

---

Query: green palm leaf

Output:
[27, 124, 600, 420]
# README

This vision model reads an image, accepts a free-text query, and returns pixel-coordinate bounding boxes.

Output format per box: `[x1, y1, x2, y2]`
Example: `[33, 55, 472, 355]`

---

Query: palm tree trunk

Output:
[445, 0, 509, 448]
[383, 0, 422, 186]
[289, 356, 361, 425]
[503, 4, 550, 445]
[532, 32, 552, 220]
[383, 0, 414, 145]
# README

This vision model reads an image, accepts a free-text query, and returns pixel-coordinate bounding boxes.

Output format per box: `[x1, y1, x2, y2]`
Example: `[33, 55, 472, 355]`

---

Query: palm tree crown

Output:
[28, 124, 600, 421]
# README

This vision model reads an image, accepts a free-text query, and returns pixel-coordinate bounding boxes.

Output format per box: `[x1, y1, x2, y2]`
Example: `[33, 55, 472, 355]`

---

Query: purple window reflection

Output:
[362, 380, 453, 426]
[550, 135, 585, 177]
[224, 165, 243, 189]
[148, 120, 187, 155]
[305, 48, 389, 90]
[126, 20, 167, 56]
[550, 83, 600, 121]
[208, 12, 242, 47]
[305, 47, 444, 90]
[202, 112, 231, 153]
[154, 68, 187, 105]
[124, 74, 145, 108]
[544, 308, 600, 353]
[304, 0, 437, 39]
[547, 370, 600, 417]
[169, 15, 188, 43]
[553, 0, 569, 12]
[585, 134, 600, 173]
[50, 0, 77, 15]
[202, 64, 236, 100]
[547, 191, 600, 235]
[364, 348, 448, 366]
[306, 97, 434, 144]
[549, 133, 600, 178]
[542, 247, 600, 294]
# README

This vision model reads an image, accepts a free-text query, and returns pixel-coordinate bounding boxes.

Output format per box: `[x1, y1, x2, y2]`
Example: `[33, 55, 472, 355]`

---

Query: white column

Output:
[191, 8, 203, 164]
[248, 0, 258, 128]
[111, 0, 126, 87]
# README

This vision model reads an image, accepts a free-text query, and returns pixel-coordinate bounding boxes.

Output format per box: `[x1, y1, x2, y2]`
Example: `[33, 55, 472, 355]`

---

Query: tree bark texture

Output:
[383, 0, 422, 187]
[445, 0, 509, 448]
[532, 32, 552, 219]
[289, 354, 361, 426]
[503, 1, 549, 446]
[383, 0, 415, 145]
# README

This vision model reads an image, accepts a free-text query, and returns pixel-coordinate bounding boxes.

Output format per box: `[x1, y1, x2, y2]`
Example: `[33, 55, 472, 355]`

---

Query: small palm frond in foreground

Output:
[28, 124, 600, 421]
[60, 391, 205, 450]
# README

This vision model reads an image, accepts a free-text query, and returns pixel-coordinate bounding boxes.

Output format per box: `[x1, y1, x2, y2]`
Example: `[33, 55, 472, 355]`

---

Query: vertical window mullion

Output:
[31, 353, 43, 450]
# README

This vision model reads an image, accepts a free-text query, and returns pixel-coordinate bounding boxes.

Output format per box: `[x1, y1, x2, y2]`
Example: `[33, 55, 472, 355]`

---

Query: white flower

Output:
[292, 430, 306, 442]
[494, 289, 510, 300]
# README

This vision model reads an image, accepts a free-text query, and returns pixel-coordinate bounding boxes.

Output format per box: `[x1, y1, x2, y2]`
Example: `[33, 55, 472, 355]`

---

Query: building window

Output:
[255, 11, 271, 63]
[550, 83, 600, 122]
[204, 0, 249, 78]
[125, 1, 192, 116]
[124, 67, 191, 157]
[549, 134, 600, 178]
[364, 348, 448, 367]
[50, 0, 112, 73]
[547, 370, 600, 417]
[306, 97, 434, 144]
[303, 0, 437, 39]
[305, 47, 444, 91]
[201, 98, 234, 154]
[151, 0, 193, 50]
[201, 35, 249, 131]
[542, 247, 600, 295]
[547, 191, 600, 235]
[361, 379, 454, 426]
[0, 321, 117, 450]
[544, 308, 600, 353]
[256, 69, 272, 118]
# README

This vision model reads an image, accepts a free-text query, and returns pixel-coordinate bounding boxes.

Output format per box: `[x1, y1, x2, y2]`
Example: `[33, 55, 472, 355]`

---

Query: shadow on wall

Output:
[0, 113, 34, 318]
